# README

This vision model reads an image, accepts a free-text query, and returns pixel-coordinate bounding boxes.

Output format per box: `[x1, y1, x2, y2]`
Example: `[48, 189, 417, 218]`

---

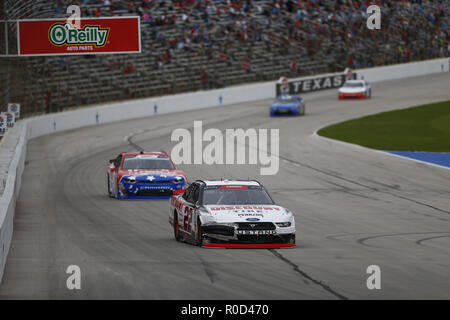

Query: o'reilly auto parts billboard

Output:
[18, 17, 141, 56]
[276, 73, 357, 96]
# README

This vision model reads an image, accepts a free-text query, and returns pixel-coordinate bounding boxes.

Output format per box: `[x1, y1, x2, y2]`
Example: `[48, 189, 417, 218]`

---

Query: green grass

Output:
[318, 100, 450, 152]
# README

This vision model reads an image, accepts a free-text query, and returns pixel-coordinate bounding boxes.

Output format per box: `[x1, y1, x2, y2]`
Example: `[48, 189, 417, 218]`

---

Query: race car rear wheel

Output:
[174, 212, 181, 242]
[195, 218, 203, 247]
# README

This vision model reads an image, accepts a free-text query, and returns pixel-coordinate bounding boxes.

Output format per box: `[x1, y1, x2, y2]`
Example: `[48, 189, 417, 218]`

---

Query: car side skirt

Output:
[118, 187, 185, 200]
[202, 243, 295, 248]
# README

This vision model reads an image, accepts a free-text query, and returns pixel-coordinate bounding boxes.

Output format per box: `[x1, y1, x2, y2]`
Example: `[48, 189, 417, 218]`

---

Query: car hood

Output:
[339, 87, 365, 93]
[119, 169, 186, 181]
[202, 204, 291, 223]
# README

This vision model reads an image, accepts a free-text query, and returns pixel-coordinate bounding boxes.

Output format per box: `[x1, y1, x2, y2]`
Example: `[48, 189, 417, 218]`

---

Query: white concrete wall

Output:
[358, 57, 450, 83]
[0, 123, 27, 281]
[27, 81, 275, 140]
[0, 57, 449, 283]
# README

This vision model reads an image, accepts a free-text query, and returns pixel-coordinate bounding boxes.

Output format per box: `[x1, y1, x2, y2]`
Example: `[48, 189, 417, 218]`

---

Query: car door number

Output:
[183, 206, 193, 233]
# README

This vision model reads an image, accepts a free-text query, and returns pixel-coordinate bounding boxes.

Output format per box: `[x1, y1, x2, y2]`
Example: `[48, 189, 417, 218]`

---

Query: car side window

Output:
[115, 155, 122, 168]
[191, 185, 200, 204]
[183, 184, 199, 204]
[182, 185, 193, 201]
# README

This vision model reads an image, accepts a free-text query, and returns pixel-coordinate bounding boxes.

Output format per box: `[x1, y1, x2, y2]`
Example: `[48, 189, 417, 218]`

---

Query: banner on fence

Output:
[18, 17, 141, 56]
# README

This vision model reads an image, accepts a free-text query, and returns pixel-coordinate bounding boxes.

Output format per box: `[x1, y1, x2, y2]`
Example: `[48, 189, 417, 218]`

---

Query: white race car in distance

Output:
[338, 79, 371, 99]
[169, 180, 296, 248]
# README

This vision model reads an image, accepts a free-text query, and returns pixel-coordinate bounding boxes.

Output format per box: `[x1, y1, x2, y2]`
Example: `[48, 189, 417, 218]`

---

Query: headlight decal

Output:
[275, 222, 292, 227]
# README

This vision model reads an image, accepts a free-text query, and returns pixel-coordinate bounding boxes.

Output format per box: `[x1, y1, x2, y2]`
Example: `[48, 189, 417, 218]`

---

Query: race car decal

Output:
[218, 185, 249, 189]
[172, 197, 184, 211]
[183, 206, 194, 233]
[237, 213, 264, 218]
[209, 206, 280, 211]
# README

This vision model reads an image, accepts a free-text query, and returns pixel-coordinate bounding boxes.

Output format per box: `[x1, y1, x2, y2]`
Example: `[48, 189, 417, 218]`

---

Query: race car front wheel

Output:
[174, 212, 181, 242]
[115, 182, 120, 200]
[107, 174, 113, 198]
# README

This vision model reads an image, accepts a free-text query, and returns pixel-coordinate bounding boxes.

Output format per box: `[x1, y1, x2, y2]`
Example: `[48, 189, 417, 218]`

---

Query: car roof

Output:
[345, 80, 365, 84]
[197, 180, 262, 187]
[121, 151, 169, 157]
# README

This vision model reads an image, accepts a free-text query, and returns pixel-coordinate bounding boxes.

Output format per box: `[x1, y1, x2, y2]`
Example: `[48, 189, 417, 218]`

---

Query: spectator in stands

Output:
[347, 56, 355, 69]
[143, 11, 150, 23]
[58, 58, 67, 71]
[45, 92, 51, 114]
[242, 59, 250, 73]
[153, 59, 160, 71]
[290, 59, 297, 77]
[163, 49, 172, 64]
[201, 71, 208, 89]
[123, 63, 135, 74]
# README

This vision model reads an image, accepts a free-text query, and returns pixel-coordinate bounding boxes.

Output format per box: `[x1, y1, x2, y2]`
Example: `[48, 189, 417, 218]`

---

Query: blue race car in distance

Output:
[270, 94, 305, 116]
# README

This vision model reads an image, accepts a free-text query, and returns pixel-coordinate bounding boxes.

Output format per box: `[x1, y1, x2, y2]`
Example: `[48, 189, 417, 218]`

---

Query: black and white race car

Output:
[169, 180, 296, 248]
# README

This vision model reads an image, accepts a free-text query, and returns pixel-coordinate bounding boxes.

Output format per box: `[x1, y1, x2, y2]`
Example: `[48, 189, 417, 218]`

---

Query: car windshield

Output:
[122, 155, 174, 169]
[343, 82, 364, 88]
[202, 186, 274, 205]
[276, 96, 298, 103]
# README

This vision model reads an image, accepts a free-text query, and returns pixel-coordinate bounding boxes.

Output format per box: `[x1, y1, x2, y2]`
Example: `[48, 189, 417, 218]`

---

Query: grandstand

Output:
[1, 0, 449, 117]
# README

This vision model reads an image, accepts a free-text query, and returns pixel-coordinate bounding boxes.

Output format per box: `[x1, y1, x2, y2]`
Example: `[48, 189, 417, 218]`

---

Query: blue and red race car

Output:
[270, 94, 305, 116]
[107, 151, 188, 199]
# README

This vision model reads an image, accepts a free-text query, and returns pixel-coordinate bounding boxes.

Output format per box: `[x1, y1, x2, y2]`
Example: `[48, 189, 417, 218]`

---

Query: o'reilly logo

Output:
[49, 23, 109, 47]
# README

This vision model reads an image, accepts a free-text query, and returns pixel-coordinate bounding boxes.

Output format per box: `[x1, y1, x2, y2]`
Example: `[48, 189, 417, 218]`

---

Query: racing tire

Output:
[174, 212, 181, 242]
[107, 174, 113, 198]
[195, 218, 203, 247]
[115, 181, 120, 200]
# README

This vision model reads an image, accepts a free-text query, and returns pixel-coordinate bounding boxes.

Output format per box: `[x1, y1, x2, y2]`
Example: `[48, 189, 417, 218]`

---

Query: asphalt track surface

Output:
[1, 73, 450, 299]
